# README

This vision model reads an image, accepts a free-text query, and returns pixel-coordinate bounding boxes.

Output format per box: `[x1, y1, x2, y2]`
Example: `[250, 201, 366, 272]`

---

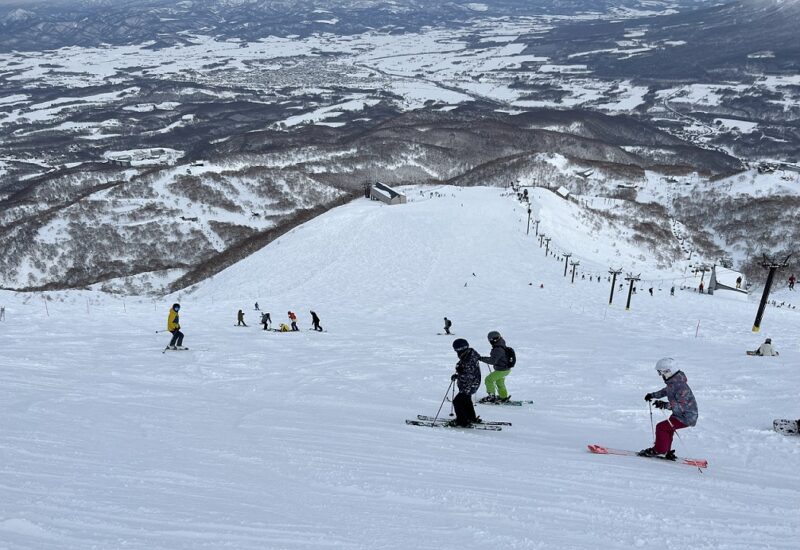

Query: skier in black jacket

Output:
[310, 311, 323, 332]
[450, 338, 481, 427]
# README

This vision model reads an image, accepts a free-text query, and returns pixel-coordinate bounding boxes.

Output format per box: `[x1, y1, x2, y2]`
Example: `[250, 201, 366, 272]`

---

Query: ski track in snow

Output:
[1, 187, 799, 549]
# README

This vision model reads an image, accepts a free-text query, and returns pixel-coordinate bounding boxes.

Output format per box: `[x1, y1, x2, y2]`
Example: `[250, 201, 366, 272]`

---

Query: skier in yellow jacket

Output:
[167, 303, 185, 350]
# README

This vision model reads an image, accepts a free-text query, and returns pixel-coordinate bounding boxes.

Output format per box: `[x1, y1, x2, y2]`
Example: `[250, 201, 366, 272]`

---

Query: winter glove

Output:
[644, 393, 654, 401]
[451, 373, 458, 381]
[654, 400, 669, 410]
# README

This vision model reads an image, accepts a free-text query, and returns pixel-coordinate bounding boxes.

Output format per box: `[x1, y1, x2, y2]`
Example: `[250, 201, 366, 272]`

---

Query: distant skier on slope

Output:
[752, 338, 779, 356]
[789, 274, 796, 291]
[261, 312, 272, 331]
[450, 339, 482, 427]
[288, 311, 298, 331]
[237, 309, 247, 326]
[443, 317, 452, 335]
[310, 310, 323, 332]
[167, 303, 185, 350]
[255, 302, 260, 311]
[478, 331, 514, 403]
[640, 358, 698, 459]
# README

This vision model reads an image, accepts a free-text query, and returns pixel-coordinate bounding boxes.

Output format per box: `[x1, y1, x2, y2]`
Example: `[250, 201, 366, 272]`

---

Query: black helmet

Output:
[487, 331, 501, 343]
[172, 303, 180, 311]
[765, 338, 772, 344]
[452, 338, 469, 352]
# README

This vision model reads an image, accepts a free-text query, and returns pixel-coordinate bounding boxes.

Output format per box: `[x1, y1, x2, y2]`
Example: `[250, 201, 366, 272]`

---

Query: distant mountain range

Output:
[0, 0, 798, 293]
[0, 0, 691, 52]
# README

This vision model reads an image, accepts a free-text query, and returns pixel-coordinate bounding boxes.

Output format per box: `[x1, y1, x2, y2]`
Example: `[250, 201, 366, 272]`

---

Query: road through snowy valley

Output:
[1, 187, 798, 549]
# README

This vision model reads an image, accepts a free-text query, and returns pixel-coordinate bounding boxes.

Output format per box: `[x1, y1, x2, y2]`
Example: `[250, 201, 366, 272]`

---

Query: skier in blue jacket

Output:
[640, 358, 698, 459]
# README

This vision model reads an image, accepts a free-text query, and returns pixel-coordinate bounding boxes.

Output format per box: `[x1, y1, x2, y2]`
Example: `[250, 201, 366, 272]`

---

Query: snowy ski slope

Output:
[1, 187, 798, 549]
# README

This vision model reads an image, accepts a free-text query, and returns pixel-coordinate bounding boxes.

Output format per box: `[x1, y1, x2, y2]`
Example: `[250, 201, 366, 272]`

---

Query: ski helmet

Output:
[487, 331, 501, 343]
[765, 338, 772, 344]
[655, 357, 677, 378]
[452, 338, 469, 352]
[172, 303, 180, 311]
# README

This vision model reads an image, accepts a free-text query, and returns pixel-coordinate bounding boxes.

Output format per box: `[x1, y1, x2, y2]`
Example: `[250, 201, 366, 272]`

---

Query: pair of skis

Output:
[477, 398, 534, 407]
[406, 415, 511, 431]
[588, 444, 708, 469]
[162, 346, 190, 354]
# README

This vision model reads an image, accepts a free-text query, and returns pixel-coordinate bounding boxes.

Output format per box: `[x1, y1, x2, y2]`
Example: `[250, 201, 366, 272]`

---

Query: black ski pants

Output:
[169, 329, 184, 347]
[452, 392, 478, 427]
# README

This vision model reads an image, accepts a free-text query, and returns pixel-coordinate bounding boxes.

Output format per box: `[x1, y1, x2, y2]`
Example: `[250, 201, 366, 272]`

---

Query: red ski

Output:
[588, 444, 707, 469]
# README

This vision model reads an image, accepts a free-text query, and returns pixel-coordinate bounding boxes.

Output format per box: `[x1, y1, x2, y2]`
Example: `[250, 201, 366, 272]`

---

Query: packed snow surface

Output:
[1, 187, 799, 549]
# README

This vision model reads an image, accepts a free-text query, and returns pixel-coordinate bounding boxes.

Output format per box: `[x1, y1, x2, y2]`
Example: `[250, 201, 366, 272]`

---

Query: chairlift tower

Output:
[608, 268, 623, 304]
[752, 254, 791, 332]
[625, 273, 641, 311]
[570, 261, 580, 283]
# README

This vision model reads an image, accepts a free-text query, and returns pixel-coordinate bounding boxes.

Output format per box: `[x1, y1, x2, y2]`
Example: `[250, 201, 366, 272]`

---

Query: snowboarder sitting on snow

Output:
[261, 312, 272, 331]
[443, 317, 452, 335]
[478, 331, 513, 403]
[237, 309, 247, 326]
[167, 303, 184, 350]
[753, 338, 779, 356]
[450, 338, 482, 427]
[310, 311, 323, 332]
[641, 358, 698, 459]
[279, 323, 290, 332]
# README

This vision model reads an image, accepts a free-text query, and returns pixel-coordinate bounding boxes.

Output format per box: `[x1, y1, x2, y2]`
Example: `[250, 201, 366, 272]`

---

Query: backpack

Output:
[504, 346, 516, 368]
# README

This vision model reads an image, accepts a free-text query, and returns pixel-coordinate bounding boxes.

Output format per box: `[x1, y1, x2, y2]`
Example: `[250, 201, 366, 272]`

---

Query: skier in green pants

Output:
[478, 331, 514, 403]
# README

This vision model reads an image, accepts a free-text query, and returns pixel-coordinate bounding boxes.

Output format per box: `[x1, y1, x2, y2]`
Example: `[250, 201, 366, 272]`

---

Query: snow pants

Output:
[313, 321, 323, 331]
[169, 329, 184, 347]
[291, 321, 298, 331]
[452, 392, 478, 427]
[654, 416, 687, 454]
[485, 369, 510, 399]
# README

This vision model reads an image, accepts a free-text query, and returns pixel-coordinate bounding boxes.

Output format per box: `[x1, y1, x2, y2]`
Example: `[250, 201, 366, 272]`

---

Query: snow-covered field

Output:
[1, 187, 799, 549]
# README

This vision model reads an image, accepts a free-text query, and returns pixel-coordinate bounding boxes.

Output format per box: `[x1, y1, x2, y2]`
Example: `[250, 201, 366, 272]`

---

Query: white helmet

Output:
[655, 357, 677, 378]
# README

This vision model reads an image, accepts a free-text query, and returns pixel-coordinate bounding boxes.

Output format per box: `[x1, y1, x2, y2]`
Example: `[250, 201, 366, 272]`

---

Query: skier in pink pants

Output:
[641, 358, 698, 459]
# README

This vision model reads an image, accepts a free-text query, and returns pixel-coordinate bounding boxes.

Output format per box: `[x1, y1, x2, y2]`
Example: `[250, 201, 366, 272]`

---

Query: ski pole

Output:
[649, 402, 655, 442]
[449, 382, 456, 417]
[433, 378, 455, 426]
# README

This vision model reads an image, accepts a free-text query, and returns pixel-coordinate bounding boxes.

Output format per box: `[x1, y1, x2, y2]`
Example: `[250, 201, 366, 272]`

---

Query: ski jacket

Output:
[454, 348, 482, 395]
[311, 312, 320, 323]
[480, 337, 511, 371]
[288, 312, 297, 321]
[757, 342, 778, 356]
[651, 371, 698, 427]
[237, 311, 244, 321]
[167, 309, 180, 331]
[444, 319, 452, 329]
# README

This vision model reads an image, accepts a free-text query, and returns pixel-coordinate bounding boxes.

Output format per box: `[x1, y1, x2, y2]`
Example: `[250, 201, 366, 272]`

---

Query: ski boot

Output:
[479, 395, 497, 404]
[637, 447, 660, 457]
